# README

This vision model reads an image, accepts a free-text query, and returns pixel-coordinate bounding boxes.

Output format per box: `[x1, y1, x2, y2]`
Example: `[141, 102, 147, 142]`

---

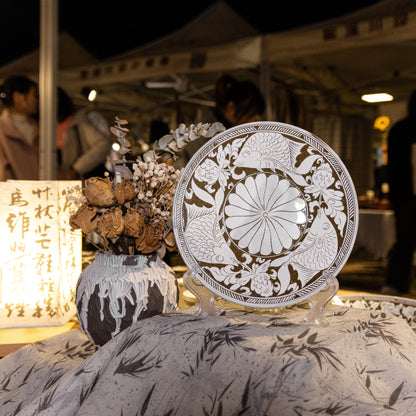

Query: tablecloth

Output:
[1, 303, 416, 415]
[355, 209, 396, 260]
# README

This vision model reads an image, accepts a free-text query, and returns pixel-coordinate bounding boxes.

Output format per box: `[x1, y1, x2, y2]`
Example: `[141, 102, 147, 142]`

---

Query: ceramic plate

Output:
[173, 122, 359, 308]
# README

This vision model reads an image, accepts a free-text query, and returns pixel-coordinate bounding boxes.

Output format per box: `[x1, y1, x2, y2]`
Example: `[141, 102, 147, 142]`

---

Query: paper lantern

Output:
[0, 180, 82, 328]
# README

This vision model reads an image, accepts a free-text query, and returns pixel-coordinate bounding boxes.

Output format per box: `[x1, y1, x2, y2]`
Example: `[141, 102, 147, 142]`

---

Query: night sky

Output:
[1, 0, 381, 65]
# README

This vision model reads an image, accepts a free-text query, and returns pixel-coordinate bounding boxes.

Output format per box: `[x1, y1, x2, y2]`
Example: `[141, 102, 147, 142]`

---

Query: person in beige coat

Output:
[57, 87, 111, 181]
[0, 75, 39, 180]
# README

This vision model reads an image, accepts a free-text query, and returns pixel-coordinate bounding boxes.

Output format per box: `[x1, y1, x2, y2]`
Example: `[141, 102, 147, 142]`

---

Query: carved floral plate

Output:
[173, 122, 359, 308]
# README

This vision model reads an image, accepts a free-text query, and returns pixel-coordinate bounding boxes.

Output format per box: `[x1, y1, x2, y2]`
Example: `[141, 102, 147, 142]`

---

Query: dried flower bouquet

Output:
[69, 118, 225, 255]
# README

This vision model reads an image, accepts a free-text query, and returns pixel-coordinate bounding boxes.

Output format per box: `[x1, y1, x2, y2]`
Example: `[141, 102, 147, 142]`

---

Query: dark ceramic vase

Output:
[76, 251, 178, 346]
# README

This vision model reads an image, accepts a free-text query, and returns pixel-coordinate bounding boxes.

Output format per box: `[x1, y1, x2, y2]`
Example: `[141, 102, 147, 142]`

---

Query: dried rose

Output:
[98, 207, 124, 238]
[69, 203, 98, 234]
[114, 179, 136, 205]
[135, 220, 165, 254]
[124, 209, 145, 237]
[84, 177, 116, 207]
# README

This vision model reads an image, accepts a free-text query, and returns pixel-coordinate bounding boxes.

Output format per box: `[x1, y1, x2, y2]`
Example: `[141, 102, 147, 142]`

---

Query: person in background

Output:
[57, 86, 74, 179]
[212, 74, 266, 129]
[382, 90, 416, 295]
[179, 74, 265, 166]
[58, 87, 111, 180]
[0, 75, 39, 180]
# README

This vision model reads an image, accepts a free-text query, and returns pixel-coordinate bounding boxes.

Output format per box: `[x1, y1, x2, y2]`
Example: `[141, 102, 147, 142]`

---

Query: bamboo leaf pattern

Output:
[20, 363, 35, 386]
[346, 317, 411, 362]
[273, 331, 344, 372]
[54, 339, 96, 361]
[114, 350, 162, 377]
[0, 365, 22, 392]
[1, 306, 416, 415]
[310, 401, 354, 414]
[79, 385, 89, 406]
[389, 381, 404, 407]
[140, 383, 156, 416]
[241, 375, 250, 409]
[37, 385, 58, 412]
[43, 370, 67, 392]
[11, 401, 23, 416]
[116, 332, 142, 357]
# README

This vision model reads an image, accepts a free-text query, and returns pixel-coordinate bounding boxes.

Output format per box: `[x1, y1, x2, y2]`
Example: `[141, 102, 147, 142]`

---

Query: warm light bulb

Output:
[374, 115, 390, 131]
[361, 93, 393, 103]
[112, 142, 120, 151]
[88, 89, 97, 101]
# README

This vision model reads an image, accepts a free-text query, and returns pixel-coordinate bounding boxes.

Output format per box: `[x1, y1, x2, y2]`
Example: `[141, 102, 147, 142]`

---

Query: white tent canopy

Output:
[46, 0, 416, 123]
[109, 0, 260, 58]
[263, 0, 416, 109]
[1, 0, 416, 191]
[57, 1, 263, 117]
[3, 0, 416, 117]
[0, 31, 102, 115]
[0, 32, 98, 79]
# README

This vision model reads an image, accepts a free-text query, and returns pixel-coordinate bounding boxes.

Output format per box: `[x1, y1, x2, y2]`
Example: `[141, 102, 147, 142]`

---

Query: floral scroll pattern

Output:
[174, 122, 358, 307]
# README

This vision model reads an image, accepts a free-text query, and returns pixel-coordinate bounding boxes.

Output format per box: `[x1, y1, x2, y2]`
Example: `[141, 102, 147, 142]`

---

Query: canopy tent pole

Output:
[39, 0, 58, 180]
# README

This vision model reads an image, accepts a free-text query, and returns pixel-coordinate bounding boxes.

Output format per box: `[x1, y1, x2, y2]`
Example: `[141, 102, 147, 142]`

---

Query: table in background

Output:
[355, 209, 396, 260]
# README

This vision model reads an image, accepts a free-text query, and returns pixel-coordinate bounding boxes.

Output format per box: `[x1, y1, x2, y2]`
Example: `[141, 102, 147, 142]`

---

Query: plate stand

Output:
[183, 270, 221, 318]
[184, 268, 339, 325]
[304, 276, 339, 326]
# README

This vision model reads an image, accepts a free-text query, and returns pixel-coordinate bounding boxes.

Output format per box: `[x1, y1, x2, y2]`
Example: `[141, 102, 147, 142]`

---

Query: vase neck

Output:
[95, 252, 156, 268]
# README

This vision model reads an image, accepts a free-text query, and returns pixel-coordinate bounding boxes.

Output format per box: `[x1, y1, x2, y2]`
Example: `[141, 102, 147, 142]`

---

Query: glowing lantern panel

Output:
[0, 181, 82, 328]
